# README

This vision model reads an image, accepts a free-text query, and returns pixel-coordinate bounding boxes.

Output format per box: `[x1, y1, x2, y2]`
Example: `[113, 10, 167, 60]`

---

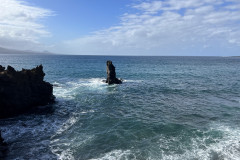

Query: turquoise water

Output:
[0, 55, 240, 160]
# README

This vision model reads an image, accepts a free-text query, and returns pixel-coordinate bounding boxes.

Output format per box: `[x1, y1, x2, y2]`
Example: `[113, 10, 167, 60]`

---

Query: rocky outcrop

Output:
[0, 131, 7, 158]
[105, 61, 122, 85]
[0, 65, 55, 118]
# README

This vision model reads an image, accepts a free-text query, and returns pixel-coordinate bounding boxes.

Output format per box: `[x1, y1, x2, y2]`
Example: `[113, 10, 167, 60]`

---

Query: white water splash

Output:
[52, 77, 143, 100]
[91, 150, 135, 160]
[53, 78, 107, 99]
[160, 123, 240, 160]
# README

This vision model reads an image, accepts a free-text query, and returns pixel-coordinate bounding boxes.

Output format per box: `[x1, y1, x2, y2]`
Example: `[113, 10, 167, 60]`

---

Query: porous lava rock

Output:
[0, 65, 55, 118]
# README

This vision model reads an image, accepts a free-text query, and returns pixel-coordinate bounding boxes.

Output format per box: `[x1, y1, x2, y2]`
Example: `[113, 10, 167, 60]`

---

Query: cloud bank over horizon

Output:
[0, 0, 52, 51]
[1, 0, 240, 55]
[57, 0, 240, 56]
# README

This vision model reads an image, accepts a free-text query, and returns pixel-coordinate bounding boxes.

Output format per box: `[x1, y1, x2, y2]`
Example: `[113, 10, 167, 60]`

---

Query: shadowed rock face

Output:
[105, 61, 122, 85]
[0, 130, 7, 158]
[0, 65, 55, 118]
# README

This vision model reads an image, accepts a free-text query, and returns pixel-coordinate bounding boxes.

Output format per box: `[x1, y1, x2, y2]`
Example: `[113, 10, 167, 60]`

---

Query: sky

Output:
[0, 0, 240, 56]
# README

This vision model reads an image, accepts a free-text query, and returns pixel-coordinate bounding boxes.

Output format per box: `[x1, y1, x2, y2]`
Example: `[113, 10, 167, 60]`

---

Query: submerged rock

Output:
[105, 61, 122, 85]
[0, 131, 7, 158]
[0, 65, 55, 118]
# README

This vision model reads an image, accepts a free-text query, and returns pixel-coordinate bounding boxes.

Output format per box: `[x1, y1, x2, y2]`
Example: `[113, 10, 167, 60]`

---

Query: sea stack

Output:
[105, 61, 122, 85]
[0, 65, 55, 118]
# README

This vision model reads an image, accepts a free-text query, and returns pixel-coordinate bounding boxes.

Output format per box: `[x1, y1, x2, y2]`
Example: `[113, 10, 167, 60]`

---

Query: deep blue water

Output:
[0, 55, 240, 160]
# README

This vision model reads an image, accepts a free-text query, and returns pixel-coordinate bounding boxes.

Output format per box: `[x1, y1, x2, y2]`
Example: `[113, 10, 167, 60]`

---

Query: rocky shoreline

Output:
[0, 65, 55, 119]
[0, 61, 122, 158]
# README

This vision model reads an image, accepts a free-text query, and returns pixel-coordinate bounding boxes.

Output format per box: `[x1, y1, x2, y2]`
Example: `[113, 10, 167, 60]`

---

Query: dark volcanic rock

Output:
[0, 66, 5, 72]
[0, 65, 55, 118]
[105, 61, 122, 85]
[0, 130, 7, 158]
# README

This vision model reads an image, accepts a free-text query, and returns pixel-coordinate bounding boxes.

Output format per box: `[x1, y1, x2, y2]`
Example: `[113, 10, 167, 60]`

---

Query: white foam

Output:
[52, 116, 79, 137]
[53, 78, 108, 100]
[66, 78, 105, 87]
[90, 150, 135, 160]
[55, 148, 74, 160]
[123, 79, 143, 83]
[53, 78, 144, 100]
[53, 77, 141, 100]
[49, 114, 96, 160]
[50, 133, 95, 160]
[160, 123, 240, 160]
[81, 110, 95, 114]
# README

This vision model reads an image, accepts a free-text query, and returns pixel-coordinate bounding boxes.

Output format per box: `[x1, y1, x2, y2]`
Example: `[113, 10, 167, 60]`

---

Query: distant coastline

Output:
[0, 48, 239, 57]
[0, 47, 54, 55]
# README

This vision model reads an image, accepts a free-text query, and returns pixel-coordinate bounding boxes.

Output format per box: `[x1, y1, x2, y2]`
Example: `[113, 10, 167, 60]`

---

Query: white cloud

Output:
[0, 0, 53, 50]
[57, 0, 240, 55]
[133, 1, 163, 13]
[56, 0, 240, 55]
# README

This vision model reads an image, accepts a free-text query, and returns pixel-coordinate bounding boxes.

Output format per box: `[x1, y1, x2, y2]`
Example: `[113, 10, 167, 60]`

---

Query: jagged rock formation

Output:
[0, 130, 7, 158]
[0, 65, 55, 118]
[105, 61, 122, 85]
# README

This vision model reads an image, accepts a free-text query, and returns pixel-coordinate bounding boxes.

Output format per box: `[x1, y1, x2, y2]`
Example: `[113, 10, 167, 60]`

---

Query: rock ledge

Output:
[0, 65, 55, 118]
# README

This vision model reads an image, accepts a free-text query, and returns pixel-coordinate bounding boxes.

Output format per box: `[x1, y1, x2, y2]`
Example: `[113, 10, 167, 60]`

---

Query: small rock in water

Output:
[105, 61, 122, 85]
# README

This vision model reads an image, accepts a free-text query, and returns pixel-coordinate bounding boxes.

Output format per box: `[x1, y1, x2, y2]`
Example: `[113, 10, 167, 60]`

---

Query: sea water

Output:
[0, 55, 240, 160]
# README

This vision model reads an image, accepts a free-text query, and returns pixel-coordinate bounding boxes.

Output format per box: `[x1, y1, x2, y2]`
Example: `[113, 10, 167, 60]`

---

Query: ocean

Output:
[0, 55, 240, 160]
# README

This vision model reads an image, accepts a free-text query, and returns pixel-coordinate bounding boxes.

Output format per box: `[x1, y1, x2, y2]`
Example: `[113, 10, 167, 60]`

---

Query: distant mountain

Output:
[0, 47, 54, 55]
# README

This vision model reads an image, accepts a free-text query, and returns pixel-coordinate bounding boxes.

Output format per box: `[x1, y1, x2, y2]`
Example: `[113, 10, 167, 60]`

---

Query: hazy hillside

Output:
[0, 47, 53, 55]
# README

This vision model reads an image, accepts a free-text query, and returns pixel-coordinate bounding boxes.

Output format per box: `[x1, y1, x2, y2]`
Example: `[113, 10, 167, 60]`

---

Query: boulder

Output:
[105, 61, 122, 85]
[0, 65, 55, 118]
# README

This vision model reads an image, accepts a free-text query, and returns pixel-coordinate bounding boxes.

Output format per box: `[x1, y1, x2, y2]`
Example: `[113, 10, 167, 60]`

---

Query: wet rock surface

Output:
[0, 65, 55, 118]
[105, 61, 122, 85]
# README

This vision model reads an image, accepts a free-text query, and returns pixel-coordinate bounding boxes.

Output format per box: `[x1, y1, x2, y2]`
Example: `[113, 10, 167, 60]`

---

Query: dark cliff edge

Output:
[0, 130, 7, 158]
[0, 65, 55, 119]
[104, 60, 122, 85]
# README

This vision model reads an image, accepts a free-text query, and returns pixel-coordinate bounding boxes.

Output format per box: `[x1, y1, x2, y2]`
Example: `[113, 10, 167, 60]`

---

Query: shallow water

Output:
[0, 55, 240, 160]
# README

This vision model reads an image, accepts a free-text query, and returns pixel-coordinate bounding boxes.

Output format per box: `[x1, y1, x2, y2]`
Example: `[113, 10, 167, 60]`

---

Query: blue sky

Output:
[0, 0, 240, 56]
[24, 0, 133, 41]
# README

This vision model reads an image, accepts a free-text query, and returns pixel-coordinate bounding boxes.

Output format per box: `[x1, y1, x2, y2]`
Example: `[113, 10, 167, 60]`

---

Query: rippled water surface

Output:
[0, 55, 240, 160]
